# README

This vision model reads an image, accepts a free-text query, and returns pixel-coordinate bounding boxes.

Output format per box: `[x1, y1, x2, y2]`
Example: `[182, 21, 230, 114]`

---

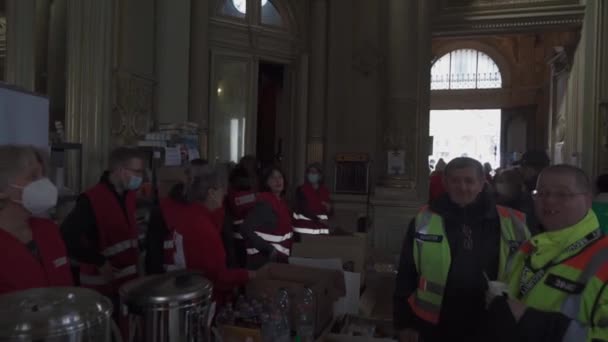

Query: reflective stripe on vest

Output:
[293, 213, 329, 221]
[102, 239, 138, 257]
[247, 243, 291, 256]
[255, 231, 293, 243]
[293, 227, 330, 235]
[409, 205, 529, 325]
[80, 264, 137, 286]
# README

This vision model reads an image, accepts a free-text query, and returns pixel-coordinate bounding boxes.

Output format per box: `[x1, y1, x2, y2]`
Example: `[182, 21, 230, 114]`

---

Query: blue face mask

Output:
[307, 173, 320, 184]
[127, 175, 143, 190]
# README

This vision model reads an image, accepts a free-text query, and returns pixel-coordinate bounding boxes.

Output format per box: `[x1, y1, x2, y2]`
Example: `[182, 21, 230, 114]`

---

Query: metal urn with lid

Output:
[0, 287, 114, 341]
[119, 270, 213, 342]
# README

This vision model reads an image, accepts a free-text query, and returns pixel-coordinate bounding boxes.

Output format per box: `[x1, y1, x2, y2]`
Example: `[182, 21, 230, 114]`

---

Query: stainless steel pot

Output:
[119, 270, 213, 342]
[0, 287, 114, 341]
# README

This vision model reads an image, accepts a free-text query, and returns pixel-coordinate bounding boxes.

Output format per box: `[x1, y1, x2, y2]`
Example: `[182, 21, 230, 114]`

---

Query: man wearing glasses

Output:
[488, 164, 608, 341]
[61, 147, 146, 303]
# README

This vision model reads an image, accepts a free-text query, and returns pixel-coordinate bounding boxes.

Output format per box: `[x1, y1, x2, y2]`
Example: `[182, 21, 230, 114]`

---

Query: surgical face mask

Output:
[127, 175, 143, 190]
[11, 178, 58, 215]
[307, 173, 320, 184]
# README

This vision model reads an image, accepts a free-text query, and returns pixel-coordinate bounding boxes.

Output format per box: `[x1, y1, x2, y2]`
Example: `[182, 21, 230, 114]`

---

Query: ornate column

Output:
[156, 0, 190, 124]
[378, 0, 431, 198]
[5, 0, 36, 90]
[188, 0, 210, 157]
[307, 0, 328, 166]
[65, 0, 114, 188]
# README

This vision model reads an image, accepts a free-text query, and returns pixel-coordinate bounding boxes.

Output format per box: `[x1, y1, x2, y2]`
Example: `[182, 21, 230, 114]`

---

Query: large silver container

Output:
[0, 287, 114, 341]
[119, 270, 213, 342]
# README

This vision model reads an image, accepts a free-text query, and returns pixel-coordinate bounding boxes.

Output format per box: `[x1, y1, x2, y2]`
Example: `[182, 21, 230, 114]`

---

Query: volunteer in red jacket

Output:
[61, 147, 145, 299]
[226, 165, 258, 267]
[146, 164, 252, 301]
[240, 166, 294, 270]
[293, 163, 331, 237]
[0, 145, 72, 294]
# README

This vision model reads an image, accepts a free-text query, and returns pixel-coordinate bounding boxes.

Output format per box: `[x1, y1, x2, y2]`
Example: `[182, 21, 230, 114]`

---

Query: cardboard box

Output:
[293, 233, 368, 285]
[219, 325, 262, 342]
[246, 263, 346, 337]
[323, 315, 396, 342]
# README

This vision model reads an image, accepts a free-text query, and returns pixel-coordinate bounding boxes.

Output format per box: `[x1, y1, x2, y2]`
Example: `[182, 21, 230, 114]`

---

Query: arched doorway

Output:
[429, 48, 506, 172]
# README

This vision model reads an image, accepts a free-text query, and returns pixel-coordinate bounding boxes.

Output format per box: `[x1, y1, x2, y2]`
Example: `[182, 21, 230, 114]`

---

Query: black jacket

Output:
[393, 189, 502, 342]
[497, 191, 540, 235]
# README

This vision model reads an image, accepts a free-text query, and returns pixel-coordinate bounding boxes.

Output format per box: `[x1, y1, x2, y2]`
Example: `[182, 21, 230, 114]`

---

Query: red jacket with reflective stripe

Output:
[80, 183, 139, 296]
[294, 183, 330, 235]
[299, 183, 330, 216]
[252, 192, 294, 257]
[0, 218, 73, 295]
[227, 190, 257, 222]
[160, 200, 249, 296]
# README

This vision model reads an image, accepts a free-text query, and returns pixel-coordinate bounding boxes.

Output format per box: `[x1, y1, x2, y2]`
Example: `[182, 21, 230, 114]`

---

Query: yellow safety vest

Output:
[507, 211, 608, 342]
[409, 205, 530, 324]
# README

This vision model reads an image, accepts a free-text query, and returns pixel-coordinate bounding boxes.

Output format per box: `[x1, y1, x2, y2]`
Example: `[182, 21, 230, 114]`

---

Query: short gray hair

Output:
[0, 145, 49, 209]
[184, 164, 229, 203]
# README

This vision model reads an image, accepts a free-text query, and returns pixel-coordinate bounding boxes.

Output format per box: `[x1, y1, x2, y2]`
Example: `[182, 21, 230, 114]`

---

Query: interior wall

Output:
[325, 0, 382, 231]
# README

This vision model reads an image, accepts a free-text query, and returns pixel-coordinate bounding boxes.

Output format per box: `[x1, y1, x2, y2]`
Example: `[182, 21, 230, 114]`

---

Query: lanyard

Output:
[519, 229, 602, 297]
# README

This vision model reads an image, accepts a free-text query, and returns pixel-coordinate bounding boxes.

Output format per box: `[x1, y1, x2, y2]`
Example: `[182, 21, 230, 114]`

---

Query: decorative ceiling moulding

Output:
[440, 0, 581, 11]
[433, 1, 584, 36]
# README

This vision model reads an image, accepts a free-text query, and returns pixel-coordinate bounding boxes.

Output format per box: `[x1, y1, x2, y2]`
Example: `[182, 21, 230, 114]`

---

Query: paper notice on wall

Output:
[387, 150, 405, 175]
[164, 147, 181, 166]
[188, 148, 200, 161]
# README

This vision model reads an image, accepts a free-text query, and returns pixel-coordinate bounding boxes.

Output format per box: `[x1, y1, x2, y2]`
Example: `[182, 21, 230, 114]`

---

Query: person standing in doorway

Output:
[514, 150, 550, 193]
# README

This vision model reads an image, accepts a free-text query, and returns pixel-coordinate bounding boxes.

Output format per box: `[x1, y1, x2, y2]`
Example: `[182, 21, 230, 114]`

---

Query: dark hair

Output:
[109, 147, 146, 171]
[540, 164, 592, 193]
[598, 174, 608, 193]
[260, 166, 286, 194]
[229, 165, 254, 191]
[444, 157, 484, 180]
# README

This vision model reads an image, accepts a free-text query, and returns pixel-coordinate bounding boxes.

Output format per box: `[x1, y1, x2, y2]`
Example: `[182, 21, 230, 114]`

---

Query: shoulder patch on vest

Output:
[415, 232, 443, 243]
[545, 274, 585, 294]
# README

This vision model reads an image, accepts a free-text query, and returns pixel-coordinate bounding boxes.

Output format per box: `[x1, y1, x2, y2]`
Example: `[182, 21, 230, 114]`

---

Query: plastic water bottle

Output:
[296, 287, 315, 342]
[274, 288, 291, 342]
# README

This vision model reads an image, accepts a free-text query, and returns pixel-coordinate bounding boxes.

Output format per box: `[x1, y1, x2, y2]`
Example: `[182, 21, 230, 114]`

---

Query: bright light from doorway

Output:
[230, 118, 247, 163]
[429, 109, 501, 171]
[233, 0, 268, 14]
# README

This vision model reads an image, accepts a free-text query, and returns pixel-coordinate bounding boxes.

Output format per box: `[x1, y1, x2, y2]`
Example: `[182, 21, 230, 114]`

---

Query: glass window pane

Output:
[221, 0, 246, 18]
[211, 58, 250, 163]
[431, 54, 451, 90]
[431, 49, 502, 90]
[261, 0, 283, 27]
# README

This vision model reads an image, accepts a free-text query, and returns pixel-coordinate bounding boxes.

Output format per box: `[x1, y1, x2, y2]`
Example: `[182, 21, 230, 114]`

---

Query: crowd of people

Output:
[397, 152, 608, 341]
[0, 145, 333, 315]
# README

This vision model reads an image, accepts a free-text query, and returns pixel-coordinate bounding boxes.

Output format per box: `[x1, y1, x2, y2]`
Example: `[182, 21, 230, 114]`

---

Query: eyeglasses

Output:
[532, 190, 587, 200]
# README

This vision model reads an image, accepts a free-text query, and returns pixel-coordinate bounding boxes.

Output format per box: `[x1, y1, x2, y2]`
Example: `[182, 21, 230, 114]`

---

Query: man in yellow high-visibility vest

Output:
[394, 157, 530, 342]
[487, 165, 608, 342]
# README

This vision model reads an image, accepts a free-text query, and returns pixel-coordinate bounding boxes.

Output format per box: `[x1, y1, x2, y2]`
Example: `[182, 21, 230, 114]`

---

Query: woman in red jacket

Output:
[239, 166, 294, 270]
[146, 164, 252, 301]
[0, 145, 73, 295]
[293, 163, 331, 238]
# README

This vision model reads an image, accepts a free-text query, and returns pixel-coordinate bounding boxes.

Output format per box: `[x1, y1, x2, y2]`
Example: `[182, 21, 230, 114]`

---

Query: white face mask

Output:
[12, 178, 58, 215]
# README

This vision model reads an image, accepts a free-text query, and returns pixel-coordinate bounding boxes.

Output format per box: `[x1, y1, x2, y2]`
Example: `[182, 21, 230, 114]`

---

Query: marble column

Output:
[189, 0, 210, 157]
[307, 0, 328, 166]
[5, 0, 36, 90]
[379, 0, 431, 197]
[65, 0, 113, 188]
[156, 0, 190, 124]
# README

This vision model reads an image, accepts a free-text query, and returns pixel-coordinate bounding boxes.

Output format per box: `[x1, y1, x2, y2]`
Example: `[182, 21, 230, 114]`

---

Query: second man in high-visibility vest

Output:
[393, 157, 530, 342]
[487, 165, 608, 341]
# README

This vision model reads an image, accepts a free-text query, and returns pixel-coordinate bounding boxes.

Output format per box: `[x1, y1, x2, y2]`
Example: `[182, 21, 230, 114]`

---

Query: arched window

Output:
[218, 0, 288, 29]
[431, 49, 502, 90]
